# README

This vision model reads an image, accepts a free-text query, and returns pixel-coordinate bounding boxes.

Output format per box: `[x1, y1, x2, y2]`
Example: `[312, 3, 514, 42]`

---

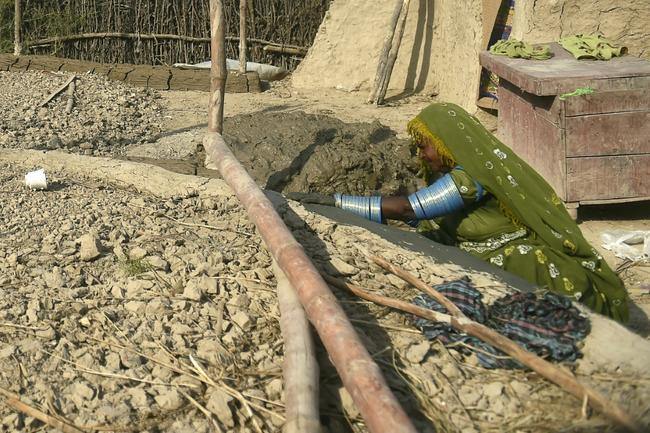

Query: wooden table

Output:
[479, 43, 650, 218]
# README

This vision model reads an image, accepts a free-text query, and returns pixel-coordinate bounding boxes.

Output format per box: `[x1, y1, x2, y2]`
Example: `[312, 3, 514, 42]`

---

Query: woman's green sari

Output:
[408, 103, 628, 321]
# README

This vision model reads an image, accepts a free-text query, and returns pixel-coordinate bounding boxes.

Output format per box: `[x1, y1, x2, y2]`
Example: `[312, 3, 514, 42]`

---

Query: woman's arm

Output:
[381, 196, 416, 221]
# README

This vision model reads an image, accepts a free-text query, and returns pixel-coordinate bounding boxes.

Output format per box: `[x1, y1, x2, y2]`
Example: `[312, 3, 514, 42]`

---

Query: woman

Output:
[296, 102, 628, 321]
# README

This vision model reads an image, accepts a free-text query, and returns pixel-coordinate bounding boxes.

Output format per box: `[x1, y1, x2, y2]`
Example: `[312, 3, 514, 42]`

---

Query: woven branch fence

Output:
[0, 0, 330, 70]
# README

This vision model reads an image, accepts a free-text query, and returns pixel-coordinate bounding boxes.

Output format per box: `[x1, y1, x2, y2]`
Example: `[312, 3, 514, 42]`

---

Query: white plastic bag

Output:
[601, 230, 650, 261]
[173, 59, 288, 81]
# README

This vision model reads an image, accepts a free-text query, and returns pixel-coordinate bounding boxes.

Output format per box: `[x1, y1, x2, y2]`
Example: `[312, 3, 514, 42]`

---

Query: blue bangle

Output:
[407, 173, 464, 219]
[334, 193, 383, 224]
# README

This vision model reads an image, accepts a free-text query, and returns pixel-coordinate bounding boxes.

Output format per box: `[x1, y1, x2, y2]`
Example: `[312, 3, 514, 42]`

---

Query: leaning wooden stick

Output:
[368, 0, 405, 104]
[39, 75, 76, 108]
[321, 270, 643, 433]
[375, 0, 411, 105]
[0, 386, 84, 433]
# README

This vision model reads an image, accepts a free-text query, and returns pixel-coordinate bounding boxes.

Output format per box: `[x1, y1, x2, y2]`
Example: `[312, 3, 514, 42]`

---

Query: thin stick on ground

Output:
[322, 272, 644, 433]
[39, 75, 76, 108]
[368, 254, 463, 317]
[0, 386, 84, 433]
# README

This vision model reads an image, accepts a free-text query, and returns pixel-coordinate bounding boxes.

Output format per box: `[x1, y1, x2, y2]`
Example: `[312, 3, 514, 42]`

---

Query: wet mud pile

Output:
[220, 111, 422, 196]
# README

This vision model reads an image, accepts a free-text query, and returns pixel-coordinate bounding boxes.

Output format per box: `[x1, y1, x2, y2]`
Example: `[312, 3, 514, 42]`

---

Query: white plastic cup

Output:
[25, 169, 48, 190]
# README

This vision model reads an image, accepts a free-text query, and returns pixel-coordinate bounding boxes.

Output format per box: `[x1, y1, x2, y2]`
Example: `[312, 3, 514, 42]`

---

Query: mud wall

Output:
[511, 0, 650, 60]
[292, 0, 484, 112]
[293, 0, 650, 112]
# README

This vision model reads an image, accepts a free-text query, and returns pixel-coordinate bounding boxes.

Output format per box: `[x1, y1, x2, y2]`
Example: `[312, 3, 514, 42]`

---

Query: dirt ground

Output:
[1, 72, 649, 433]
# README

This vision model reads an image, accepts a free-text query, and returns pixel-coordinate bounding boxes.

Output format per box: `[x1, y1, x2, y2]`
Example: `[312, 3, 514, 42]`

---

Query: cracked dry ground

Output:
[0, 162, 287, 432]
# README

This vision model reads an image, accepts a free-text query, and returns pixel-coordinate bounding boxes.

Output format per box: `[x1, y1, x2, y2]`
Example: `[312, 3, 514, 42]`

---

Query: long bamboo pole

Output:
[204, 5, 417, 432]
[208, 0, 227, 134]
[273, 262, 322, 433]
[203, 133, 417, 433]
[239, 0, 247, 73]
[14, 0, 22, 56]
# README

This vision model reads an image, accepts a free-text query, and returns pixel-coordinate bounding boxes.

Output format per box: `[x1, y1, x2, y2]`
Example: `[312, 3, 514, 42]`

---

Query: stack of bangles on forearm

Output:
[334, 193, 383, 223]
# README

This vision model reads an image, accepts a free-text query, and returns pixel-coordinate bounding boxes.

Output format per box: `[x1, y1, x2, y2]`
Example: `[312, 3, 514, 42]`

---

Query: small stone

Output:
[441, 363, 460, 380]
[458, 384, 482, 406]
[484, 382, 504, 398]
[145, 255, 170, 271]
[124, 301, 146, 314]
[509, 381, 531, 397]
[182, 279, 204, 301]
[43, 267, 65, 288]
[155, 388, 184, 411]
[79, 234, 102, 261]
[386, 273, 409, 289]
[67, 382, 95, 408]
[327, 257, 357, 276]
[405, 341, 430, 364]
[125, 279, 155, 298]
[129, 246, 148, 260]
[206, 389, 234, 428]
[34, 325, 56, 340]
[128, 388, 150, 410]
[105, 352, 122, 371]
[0, 345, 15, 359]
[196, 339, 223, 365]
[119, 348, 143, 369]
[265, 378, 283, 400]
[231, 311, 252, 331]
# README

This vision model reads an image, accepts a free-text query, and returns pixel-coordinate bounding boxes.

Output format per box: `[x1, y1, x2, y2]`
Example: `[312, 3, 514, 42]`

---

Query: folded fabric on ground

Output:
[489, 38, 552, 60]
[413, 277, 590, 369]
[559, 34, 628, 60]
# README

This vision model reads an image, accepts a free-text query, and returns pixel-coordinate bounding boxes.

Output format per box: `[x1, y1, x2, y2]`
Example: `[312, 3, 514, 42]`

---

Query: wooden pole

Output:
[273, 262, 323, 433]
[375, 0, 411, 105]
[367, 0, 404, 104]
[202, 133, 418, 433]
[208, 0, 227, 134]
[14, 0, 22, 56]
[239, 0, 248, 74]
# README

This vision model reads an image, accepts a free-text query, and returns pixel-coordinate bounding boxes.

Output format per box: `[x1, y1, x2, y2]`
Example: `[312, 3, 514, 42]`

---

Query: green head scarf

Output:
[408, 102, 628, 321]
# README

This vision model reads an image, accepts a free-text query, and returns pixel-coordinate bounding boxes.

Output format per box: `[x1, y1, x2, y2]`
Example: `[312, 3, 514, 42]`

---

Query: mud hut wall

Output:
[511, 0, 650, 60]
[292, 0, 484, 112]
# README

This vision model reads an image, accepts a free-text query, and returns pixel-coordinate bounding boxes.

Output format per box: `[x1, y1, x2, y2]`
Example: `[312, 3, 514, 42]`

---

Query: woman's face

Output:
[417, 142, 447, 173]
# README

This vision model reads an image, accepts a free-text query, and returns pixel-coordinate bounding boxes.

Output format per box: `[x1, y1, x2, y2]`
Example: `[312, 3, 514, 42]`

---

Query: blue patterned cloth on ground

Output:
[412, 277, 590, 369]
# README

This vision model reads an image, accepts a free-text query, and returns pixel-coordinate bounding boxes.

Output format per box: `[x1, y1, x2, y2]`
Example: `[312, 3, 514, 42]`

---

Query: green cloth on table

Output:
[489, 38, 552, 60]
[407, 103, 628, 322]
[559, 34, 627, 60]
